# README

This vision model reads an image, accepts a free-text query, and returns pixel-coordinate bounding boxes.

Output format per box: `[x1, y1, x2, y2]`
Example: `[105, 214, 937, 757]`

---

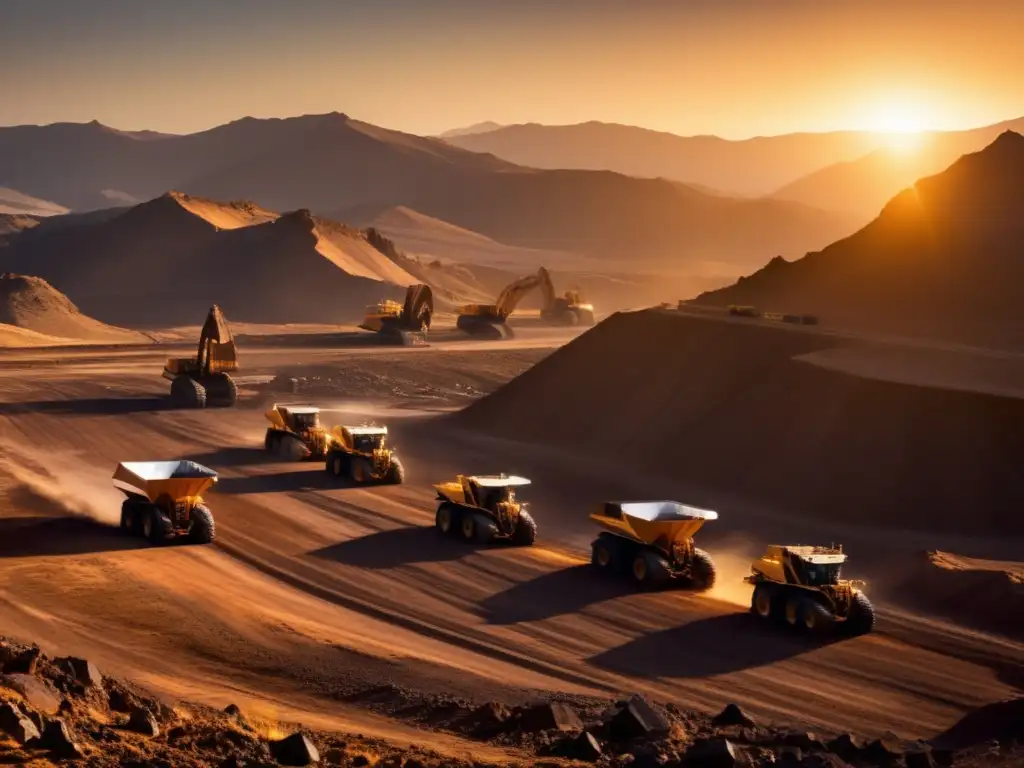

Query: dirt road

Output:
[0, 341, 1019, 760]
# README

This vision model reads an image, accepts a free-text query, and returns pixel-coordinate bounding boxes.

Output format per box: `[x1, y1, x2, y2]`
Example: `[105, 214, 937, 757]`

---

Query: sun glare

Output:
[865, 102, 931, 153]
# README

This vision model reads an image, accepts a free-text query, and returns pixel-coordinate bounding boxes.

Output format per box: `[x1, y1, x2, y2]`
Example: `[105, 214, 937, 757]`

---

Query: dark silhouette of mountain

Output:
[770, 118, 1024, 219]
[0, 113, 855, 269]
[693, 132, 1024, 350]
[443, 121, 889, 196]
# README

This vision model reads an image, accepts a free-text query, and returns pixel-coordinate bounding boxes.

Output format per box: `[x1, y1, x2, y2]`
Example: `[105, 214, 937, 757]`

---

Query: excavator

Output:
[359, 284, 434, 345]
[456, 268, 595, 338]
[162, 305, 238, 408]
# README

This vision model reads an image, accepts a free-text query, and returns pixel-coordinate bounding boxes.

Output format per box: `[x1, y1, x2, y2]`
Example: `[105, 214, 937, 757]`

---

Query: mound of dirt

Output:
[0, 192, 422, 327]
[694, 131, 1024, 351]
[886, 551, 1024, 641]
[0, 273, 147, 344]
[454, 309, 1024, 537]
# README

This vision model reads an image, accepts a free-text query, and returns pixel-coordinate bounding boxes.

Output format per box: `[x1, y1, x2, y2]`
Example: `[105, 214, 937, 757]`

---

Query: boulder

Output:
[712, 703, 757, 729]
[607, 695, 671, 741]
[269, 732, 321, 766]
[127, 706, 160, 737]
[0, 700, 41, 745]
[780, 731, 826, 751]
[64, 657, 103, 688]
[681, 737, 740, 767]
[2, 673, 61, 714]
[224, 703, 242, 716]
[41, 718, 83, 758]
[2, 646, 40, 675]
[518, 702, 583, 733]
[565, 730, 603, 762]
[827, 733, 866, 758]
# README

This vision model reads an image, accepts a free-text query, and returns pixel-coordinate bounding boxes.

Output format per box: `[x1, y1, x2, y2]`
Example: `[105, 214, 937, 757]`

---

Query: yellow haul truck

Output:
[264, 404, 332, 461]
[745, 545, 874, 635]
[325, 424, 405, 485]
[589, 501, 717, 591]
[163, 305, 239, 408]
[113, 460, 218, 546]
[433, 474, 537, 545]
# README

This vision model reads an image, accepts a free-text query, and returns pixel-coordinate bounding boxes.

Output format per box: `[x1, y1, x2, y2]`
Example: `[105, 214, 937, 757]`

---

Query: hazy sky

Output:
[2, 0, 1022, 138]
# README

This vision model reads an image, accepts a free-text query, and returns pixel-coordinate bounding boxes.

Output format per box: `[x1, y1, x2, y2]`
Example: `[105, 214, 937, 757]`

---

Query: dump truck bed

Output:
[591, 501, 718, 545]
[113, 460, 218, 501]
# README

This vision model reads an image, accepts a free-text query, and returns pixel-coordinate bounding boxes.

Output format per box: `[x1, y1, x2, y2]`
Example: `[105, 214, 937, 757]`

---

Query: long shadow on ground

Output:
[0, 516, 151, 558]
[309, 526, 480, 569]
[587, 613, 841, 678]
[189, 446, 274, 469]
[0, 398, 169, 416]
[478, 565, 633, 625]
[215, 468, 333, 495]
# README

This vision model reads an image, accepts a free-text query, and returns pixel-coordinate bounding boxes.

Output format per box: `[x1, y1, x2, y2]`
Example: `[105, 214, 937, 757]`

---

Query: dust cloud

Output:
[704, 543, 759, 608]
[0, 442, 123, 525]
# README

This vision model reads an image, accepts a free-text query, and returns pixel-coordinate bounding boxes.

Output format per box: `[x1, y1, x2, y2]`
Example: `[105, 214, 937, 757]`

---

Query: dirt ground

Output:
[0, 323, 1021, 766]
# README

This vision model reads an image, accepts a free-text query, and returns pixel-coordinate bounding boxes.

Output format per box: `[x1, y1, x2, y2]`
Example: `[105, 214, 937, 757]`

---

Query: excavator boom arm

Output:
[495, 272, 543, 318]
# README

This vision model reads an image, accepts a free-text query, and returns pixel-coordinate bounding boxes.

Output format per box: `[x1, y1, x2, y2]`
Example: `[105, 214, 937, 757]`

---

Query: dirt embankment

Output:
[454, 309, 1024, 538]
[4, 636, 1016, 768]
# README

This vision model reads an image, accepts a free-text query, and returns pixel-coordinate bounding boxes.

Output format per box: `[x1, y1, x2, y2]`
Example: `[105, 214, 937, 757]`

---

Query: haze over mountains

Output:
[0, 113, 855, 272]
[695, 131, 1024, 350]
[444, 117, 1024, 220]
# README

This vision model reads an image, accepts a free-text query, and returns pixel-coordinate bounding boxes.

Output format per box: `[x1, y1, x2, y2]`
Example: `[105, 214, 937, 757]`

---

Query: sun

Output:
[865, 103, 930, 153]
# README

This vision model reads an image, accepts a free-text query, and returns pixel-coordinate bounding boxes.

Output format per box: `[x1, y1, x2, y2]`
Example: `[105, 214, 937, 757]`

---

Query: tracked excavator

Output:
[538, 267, 595, 327]
[456, 271, 542, 339]
[359, 284, 434, 345]
[162, 305, 238, 408]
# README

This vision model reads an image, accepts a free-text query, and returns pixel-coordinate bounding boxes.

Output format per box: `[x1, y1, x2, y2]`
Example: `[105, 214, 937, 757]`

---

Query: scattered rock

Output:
[712, 703, 757, 729]
[681, 736, 740, 767]
[864, 736, 904, 761]
[518, 701, 583, 733]
[2, 646, 40, 675]
[563, 730, 603, 762]
[2, 672, 61, 714]
[107, 684, 137, 713]
[0, 700, 42, 745]
[127, 706, 160, 737]
[41, 718, 83, 758]
[826, 733, 865, 758]
[607, 695, 671, 741]
[779, 731, 826, 752]
[270, 732, 321, 766]
[64, 657, 103, 688]
[350, 755, 371, 767]
[224, 703, 242, 716]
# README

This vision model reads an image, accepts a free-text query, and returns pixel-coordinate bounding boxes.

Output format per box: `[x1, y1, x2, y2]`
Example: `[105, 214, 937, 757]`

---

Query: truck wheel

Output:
[784, 595, 804, 627]
[688, 548, 717, 591]
[844, 592, 875, 636]
[350, 457, 370, 484]
[386, 457, 405, 485]
[800, 598, 834, 634]
[474, 515, 499, 544]
[632, 550, 671, 590]
[120, 500, 134, 533]
[460, 513, 478, 542]
[511, 510, 537, 546]
[265, 430, 278, 453]
[326, 451, 347, 478]
[435, 503, 457, 535]
[142, 507, 165, 546]
[591, 534, 618, 572]
[189, 504, 216, 545]
[751, 583, 775, 620]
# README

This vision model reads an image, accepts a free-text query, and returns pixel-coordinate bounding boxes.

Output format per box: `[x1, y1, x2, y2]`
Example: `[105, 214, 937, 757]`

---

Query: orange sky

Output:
[2, 0, 1022, 138]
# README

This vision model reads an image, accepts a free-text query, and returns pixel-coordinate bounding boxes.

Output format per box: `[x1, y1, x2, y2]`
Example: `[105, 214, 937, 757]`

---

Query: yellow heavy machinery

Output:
[538, 267, 595, 327]
[727, 304, 760, 318]
[433, 473, 537, 545]
[589, 501, 718, 590]
[113, 460, 218, 546]
[163, 305, 239, 408]
[325, 424, 404, 485]
[264, 404, 332, 461]
[745, 545, 874, 635]
[359, 284, 434, 344]
[456, 272, 543, 339]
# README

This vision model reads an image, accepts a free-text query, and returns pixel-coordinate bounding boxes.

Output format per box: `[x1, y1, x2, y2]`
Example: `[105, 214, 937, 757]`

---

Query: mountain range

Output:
[693, 131, 1024, 350]
[0, 113, 856, 272]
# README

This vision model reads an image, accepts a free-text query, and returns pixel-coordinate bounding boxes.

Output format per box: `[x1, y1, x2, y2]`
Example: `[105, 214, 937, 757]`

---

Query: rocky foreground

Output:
[1, 637, 1020, 768]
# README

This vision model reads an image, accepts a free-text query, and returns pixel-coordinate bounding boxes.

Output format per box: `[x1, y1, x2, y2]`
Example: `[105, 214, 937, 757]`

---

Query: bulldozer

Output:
[589, 501, 718, 591]
[163, 305, 239, 408]
[359, 284, 434, 345]
[433, 473, 537, 545]
[325, 424, 404, 485]
[538, 267, 595, 327]
[745, 544, 875, 635]
[113, 460, 218, 546]
[264, 404, 332, 461]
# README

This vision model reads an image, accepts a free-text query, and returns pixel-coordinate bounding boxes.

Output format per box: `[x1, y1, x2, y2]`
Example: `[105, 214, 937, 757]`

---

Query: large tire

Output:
[264, 430, 278, 453]
[120, 500, 134, 532]
[631, 549, 671, 590]
[511, 510, 537, 546]
[203, 373, 237, 408]
[142, 507, 166, 546]
[170, 376, 206, 409]
[460, 512, 480, 542]
[591, 534, 619, 572]
[845, 591, 876, 636]
[435, 503, 457, 536]
[349, 457, 371, 485]
[751, 583, 776, 620]
[189, 504, 215, 545]
[799, 598, 834, 634]
[277, 434, 307, 461]
[326, 450, 348, 479]
[473, 515, 499, 544]
[688, 548, 717, 591]
[385, 457, 405, 485]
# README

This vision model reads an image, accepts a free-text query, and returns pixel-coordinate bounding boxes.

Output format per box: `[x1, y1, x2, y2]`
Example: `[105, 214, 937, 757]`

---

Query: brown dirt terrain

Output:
[0, 322, 1020, 766]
